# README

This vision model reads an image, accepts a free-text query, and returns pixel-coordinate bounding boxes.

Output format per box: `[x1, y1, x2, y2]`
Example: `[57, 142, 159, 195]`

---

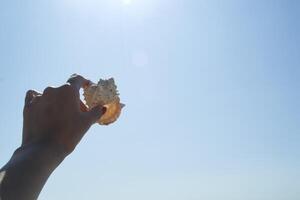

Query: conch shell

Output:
[83, 78, 124, 125]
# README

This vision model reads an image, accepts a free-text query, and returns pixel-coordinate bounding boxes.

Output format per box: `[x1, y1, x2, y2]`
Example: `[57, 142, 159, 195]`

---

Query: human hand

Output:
[22, 74, 106, 155]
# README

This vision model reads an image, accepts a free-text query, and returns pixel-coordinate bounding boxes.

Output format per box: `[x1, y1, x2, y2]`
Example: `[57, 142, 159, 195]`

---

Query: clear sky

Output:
[0, 0, 300, 199]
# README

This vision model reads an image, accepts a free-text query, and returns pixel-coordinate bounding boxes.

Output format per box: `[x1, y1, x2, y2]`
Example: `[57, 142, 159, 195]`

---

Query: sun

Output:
[122, 0, 133, 5]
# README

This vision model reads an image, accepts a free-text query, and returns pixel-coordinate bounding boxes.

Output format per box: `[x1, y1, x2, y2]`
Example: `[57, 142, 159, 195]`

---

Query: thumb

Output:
[82, 105, 106, 126]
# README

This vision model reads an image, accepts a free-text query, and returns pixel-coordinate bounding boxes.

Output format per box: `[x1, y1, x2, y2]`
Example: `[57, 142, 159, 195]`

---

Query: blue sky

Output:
[0, 0, 300, 199]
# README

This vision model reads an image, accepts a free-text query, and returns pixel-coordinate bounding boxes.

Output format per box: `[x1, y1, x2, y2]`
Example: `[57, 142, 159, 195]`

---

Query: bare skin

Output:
[0, 74, 106, 200]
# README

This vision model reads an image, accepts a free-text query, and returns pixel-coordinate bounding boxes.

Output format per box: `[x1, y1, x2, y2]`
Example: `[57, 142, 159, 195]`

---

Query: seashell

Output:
[83, 78, 124, 125]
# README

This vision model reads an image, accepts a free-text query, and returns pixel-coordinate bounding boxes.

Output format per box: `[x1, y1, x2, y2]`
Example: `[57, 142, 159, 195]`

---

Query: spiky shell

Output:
[83, 78, 124, 125]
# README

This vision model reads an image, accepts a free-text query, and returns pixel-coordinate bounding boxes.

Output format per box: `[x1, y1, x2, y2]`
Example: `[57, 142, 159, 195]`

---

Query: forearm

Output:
[0, 142, 66, 200]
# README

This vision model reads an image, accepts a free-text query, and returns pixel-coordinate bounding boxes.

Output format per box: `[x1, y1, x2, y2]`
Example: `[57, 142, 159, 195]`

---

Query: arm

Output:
[0, 75, 105, 200]
[0, 142, 65, 200]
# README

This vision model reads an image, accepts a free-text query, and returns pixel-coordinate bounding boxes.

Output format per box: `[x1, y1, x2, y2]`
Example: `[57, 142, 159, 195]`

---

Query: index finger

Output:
[67, 74, 91, 92]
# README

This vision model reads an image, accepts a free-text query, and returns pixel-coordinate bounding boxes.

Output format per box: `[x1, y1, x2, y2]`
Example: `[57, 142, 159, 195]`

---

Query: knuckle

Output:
[31, 96, 41, 104]
[26, 90, 34, 96]
[59, 84, 77, 96]
[25, 91, 32, 102]
[68, 74, 82, 83]
[25, 90, 38, 98]
[60, 84, 72, 91]
[43, 87, 55, 95]
[25, 90, 39, 107]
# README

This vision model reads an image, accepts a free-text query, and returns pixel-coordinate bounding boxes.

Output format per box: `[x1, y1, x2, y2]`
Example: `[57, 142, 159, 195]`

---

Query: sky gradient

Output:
[0, 0, 300, 199]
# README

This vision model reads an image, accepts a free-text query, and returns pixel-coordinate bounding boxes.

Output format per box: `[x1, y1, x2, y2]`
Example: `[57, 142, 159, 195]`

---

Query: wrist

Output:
[0, 141, 67, 200]
[14, 141, 67, 168]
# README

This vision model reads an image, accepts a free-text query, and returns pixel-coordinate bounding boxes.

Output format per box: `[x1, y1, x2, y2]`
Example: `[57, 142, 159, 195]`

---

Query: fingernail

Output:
[70, 73, 78, 78]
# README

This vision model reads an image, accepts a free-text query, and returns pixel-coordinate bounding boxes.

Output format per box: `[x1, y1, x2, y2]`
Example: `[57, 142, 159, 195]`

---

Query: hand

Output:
[22, 74, 105, 155]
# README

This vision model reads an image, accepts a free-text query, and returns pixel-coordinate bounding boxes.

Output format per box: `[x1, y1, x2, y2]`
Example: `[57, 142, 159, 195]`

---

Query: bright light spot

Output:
[122, 0, 133, 5]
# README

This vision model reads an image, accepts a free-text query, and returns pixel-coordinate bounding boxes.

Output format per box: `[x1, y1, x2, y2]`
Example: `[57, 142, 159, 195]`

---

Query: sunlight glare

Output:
[122, 0, 133, 6]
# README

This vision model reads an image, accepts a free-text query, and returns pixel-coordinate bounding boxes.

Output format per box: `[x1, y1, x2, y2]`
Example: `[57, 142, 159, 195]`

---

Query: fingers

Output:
[25, 90, 41, 107]
[43, 86, 55, 96]
[67, 74, 91, 111]
[67, 74, 91, 92]
[81, 105, 106, 126]
[80, 100, 88, 112]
